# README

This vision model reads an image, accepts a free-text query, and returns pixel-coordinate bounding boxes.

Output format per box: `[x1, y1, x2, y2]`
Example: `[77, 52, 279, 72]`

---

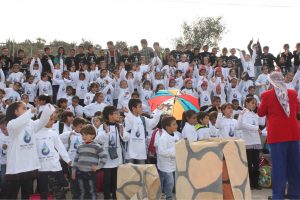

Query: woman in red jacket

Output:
[258, 71, 300, 200]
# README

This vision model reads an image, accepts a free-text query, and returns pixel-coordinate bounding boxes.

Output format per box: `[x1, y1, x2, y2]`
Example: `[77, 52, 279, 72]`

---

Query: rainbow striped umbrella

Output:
[148, 90, 200, 120]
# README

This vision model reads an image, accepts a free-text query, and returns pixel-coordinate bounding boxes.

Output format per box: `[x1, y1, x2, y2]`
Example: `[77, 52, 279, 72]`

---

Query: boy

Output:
[59, 117, 87, 199]
[67, 96, 84, 117]
[124, 99, 162, 164]
[72, 125, 107, 200]
[157, 116, 180, 200]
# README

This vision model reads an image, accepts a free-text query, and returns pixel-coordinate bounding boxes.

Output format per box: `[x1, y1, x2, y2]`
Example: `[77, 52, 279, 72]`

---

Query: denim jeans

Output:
[270, 141, 300, 200]
[0, 165, 6, 197]
[158, 170, 174, 200]
[77, 171, 97, 200]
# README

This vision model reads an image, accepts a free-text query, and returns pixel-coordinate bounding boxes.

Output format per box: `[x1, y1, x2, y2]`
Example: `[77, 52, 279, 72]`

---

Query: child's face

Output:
[246, 99, 257, 111]
[54, 63, 60, 69]
[66, 116, 74, 124]
[210, 117, 216, 125]
[248, 88, 255, 95]
[120, 81, 128, 89]
[201, 116, 210, 126]
[186, 81, 193, 88]
[223, 106, 233, 117]
[13, 84, 20, 91]
[21, 95, 29, 103]
[188, 114, 197, 125]
[13, 66, 19, 72]
[60, 102, 68, 109]
[169, 80, 176, 87]
[74, 124, 84, 133]
[230, 70, 236, 77]
[42, 76, 48, 81]
[93, 118, 101, 128]
[70, 66, 75, 72]
[101, 70, 107, 78]
[230, 48, 236, 55]
[15, 102, 27, 117]
[155, 72, 162, 80]
[28, 77, 34, 84]
[245, 55, 250, 62]
[212, 99, 221, 107]
[232, 101, 239, 109]
[132, 104, 143, 115]
[180, 56, 186, 62]
[72, 99, 79, 106]
[109, 111, 119, 122]
[91, 86, 98, 93]
[199, 70, 206, 76]
[33, 64, 39, 70]
[46, 114, 58, 128]
[262, 67, 269, 74]
[96, 94, 104, 103]
[166, 120, 178, 133]
[144, 83, 151, 90]
[201, 84, 208, 90]
[82, 133, 95, 143]
[203, 58, 209, 65]
[67, 88, 73, 95]
[158, 85, 164, 90]
[79, 75, 85, 81]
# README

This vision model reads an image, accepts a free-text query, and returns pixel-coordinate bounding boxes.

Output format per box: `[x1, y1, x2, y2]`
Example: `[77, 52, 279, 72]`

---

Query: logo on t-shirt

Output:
[74, 138, 80, 149]
[233, 93, 237, 98]
[23, 130, 31, 143]
[41, 142, 50, 156]
[204, 96, 208, 101]
[136, 130, 141, 138]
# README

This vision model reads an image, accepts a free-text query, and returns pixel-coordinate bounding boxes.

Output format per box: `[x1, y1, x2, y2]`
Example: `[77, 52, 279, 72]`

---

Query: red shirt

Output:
[258, 89, 300, 144]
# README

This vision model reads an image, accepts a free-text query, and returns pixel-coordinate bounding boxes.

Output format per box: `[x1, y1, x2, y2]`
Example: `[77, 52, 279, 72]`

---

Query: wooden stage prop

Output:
[175, 138, 251, 200]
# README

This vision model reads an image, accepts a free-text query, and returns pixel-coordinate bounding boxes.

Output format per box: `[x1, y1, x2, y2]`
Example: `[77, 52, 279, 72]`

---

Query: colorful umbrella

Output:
[148, 90, 200, 120]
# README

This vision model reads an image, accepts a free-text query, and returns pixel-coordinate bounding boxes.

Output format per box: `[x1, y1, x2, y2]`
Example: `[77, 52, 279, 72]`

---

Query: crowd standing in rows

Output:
[0, 39, 299, 200]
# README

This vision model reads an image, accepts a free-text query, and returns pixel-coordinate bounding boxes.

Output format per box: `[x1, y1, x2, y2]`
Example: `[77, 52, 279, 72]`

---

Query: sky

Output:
[1, 0, 300, 54]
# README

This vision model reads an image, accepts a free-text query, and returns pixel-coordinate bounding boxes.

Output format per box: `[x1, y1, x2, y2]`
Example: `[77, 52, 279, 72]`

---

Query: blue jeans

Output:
[0, 165, 6, 197]
[159, 170, 174, 200]
[77, 171, 97, 200]
[270, 141, 300, 200]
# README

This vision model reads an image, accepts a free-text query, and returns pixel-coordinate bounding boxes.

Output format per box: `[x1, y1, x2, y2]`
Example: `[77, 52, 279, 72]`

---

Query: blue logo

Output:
[136, 130, 140, 138]
[43, 87, 47, 92]
[233, 93, 237, 98]
[56, 74, 59, 78]
[204, 96, 208, 101]
[2, 149, 6, 156]
[41, 142, 50, 156]
[74, 138, 80, 149]
[145, 95, 149, 100]
[229, 128, 234, 137]
[27, 90, 31, 95]
[81, 85, 84, 89]
[23, 130, 31, 143]
[62, 87, 65, 91]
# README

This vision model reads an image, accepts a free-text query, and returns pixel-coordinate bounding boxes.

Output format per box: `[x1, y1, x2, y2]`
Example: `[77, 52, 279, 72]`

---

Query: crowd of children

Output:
[0, 39, 299, 199]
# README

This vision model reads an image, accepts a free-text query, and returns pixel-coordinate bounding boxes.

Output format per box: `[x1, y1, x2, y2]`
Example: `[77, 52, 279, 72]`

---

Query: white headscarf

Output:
[267, 72, 290, 117]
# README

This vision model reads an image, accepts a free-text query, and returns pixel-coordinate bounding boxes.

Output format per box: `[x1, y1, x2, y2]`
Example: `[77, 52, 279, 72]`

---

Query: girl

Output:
[21, 94, 34, 110]
[83, 92, 108, 118]
[238, 72, 254, 100]
[227, 78, 243, 106]
[75, 73, 89, 106]
[54, 71, 72, 101]
[37, 72, 53, 97]
[255, 65, 270, 96]
[168, 78, 177, 90]
[238, 48, 257, 79]
[177, 54, 189, 73]
[138, 80, 153, 113]
[29, 56, 42, 84]
[22, 75, 38, 105]
[53, 111, 74, 134]
[66, 86, 74, 106]
[5, 102, 55, 199]
[198, 81, 212, 107]
[238, 97, 262, 190]
[181, 79, 198, 98]
[215, 103, 239, 138]
[181, 110, 198, 142]
[7, 64, 24, 85]
[49, 59, 63, 103]
[174, 70, 184, 89]
[195, 111, 211, 140]
[117, 79, 134, 110]
[84, 82, 99, 106]
[35, 111, 71, 199]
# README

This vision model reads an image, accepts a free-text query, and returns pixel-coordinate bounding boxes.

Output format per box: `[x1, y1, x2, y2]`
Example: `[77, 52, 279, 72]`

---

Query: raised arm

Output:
[33, 104, 55, 132]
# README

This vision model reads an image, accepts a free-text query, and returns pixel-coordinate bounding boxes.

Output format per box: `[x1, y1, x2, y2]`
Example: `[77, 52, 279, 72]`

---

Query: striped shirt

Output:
[72, 141, 107, 174]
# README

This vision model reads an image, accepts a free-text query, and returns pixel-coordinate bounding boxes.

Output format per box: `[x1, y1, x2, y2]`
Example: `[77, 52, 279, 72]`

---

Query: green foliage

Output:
[174, 16, 226, 48]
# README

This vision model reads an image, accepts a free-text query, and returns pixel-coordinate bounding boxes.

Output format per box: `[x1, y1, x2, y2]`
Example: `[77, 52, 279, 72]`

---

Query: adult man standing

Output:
[258, 71, 300, 200]
[140, 39, 153, 64]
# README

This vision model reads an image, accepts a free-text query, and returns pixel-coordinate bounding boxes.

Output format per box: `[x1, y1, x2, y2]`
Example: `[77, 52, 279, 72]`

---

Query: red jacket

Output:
[258, 89, 300, 144]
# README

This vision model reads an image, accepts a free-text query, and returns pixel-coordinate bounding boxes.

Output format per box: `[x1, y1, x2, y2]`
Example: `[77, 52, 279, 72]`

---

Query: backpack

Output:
[148, 128, 162, 158]
[58, 122, 64, 135]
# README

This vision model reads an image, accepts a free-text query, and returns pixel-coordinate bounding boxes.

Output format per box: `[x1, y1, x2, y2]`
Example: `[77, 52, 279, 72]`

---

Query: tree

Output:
[174, 16, 226, 48]
[115, 41, 128, 52]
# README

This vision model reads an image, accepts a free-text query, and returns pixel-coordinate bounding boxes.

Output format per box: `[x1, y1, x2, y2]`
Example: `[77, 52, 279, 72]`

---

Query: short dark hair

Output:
[128, 98, 142, 112]
[140, 39, 147, 44]
[6, 102, 24, 121]
[44, 47, 50, 52]
[38, 95, 52, 104]
[73, 117, 87, 127]
[72, 96, 80, 101]
[161, 115, 176, 130]
[57, 98, 68, 107]
[81, 124, 96, 136]
[103, 106, 117, 121]
[212, 96, 221, 102]
[107, 41, 113, 45]
[61, 111, 74, 123]
[197, 111, 209, 123]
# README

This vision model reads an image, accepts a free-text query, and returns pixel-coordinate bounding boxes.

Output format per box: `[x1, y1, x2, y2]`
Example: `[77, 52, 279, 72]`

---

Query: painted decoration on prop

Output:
[116, 164, 161, 200]
[175, 138, 251, 200]
[148, 90, 200, 120]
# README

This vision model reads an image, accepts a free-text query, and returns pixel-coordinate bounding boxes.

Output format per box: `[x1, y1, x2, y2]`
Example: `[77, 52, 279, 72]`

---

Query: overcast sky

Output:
[1, 0, 299, 54]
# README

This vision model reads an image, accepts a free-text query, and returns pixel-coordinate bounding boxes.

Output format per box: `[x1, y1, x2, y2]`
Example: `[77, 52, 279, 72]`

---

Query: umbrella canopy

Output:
[148, 90, 200, 120]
